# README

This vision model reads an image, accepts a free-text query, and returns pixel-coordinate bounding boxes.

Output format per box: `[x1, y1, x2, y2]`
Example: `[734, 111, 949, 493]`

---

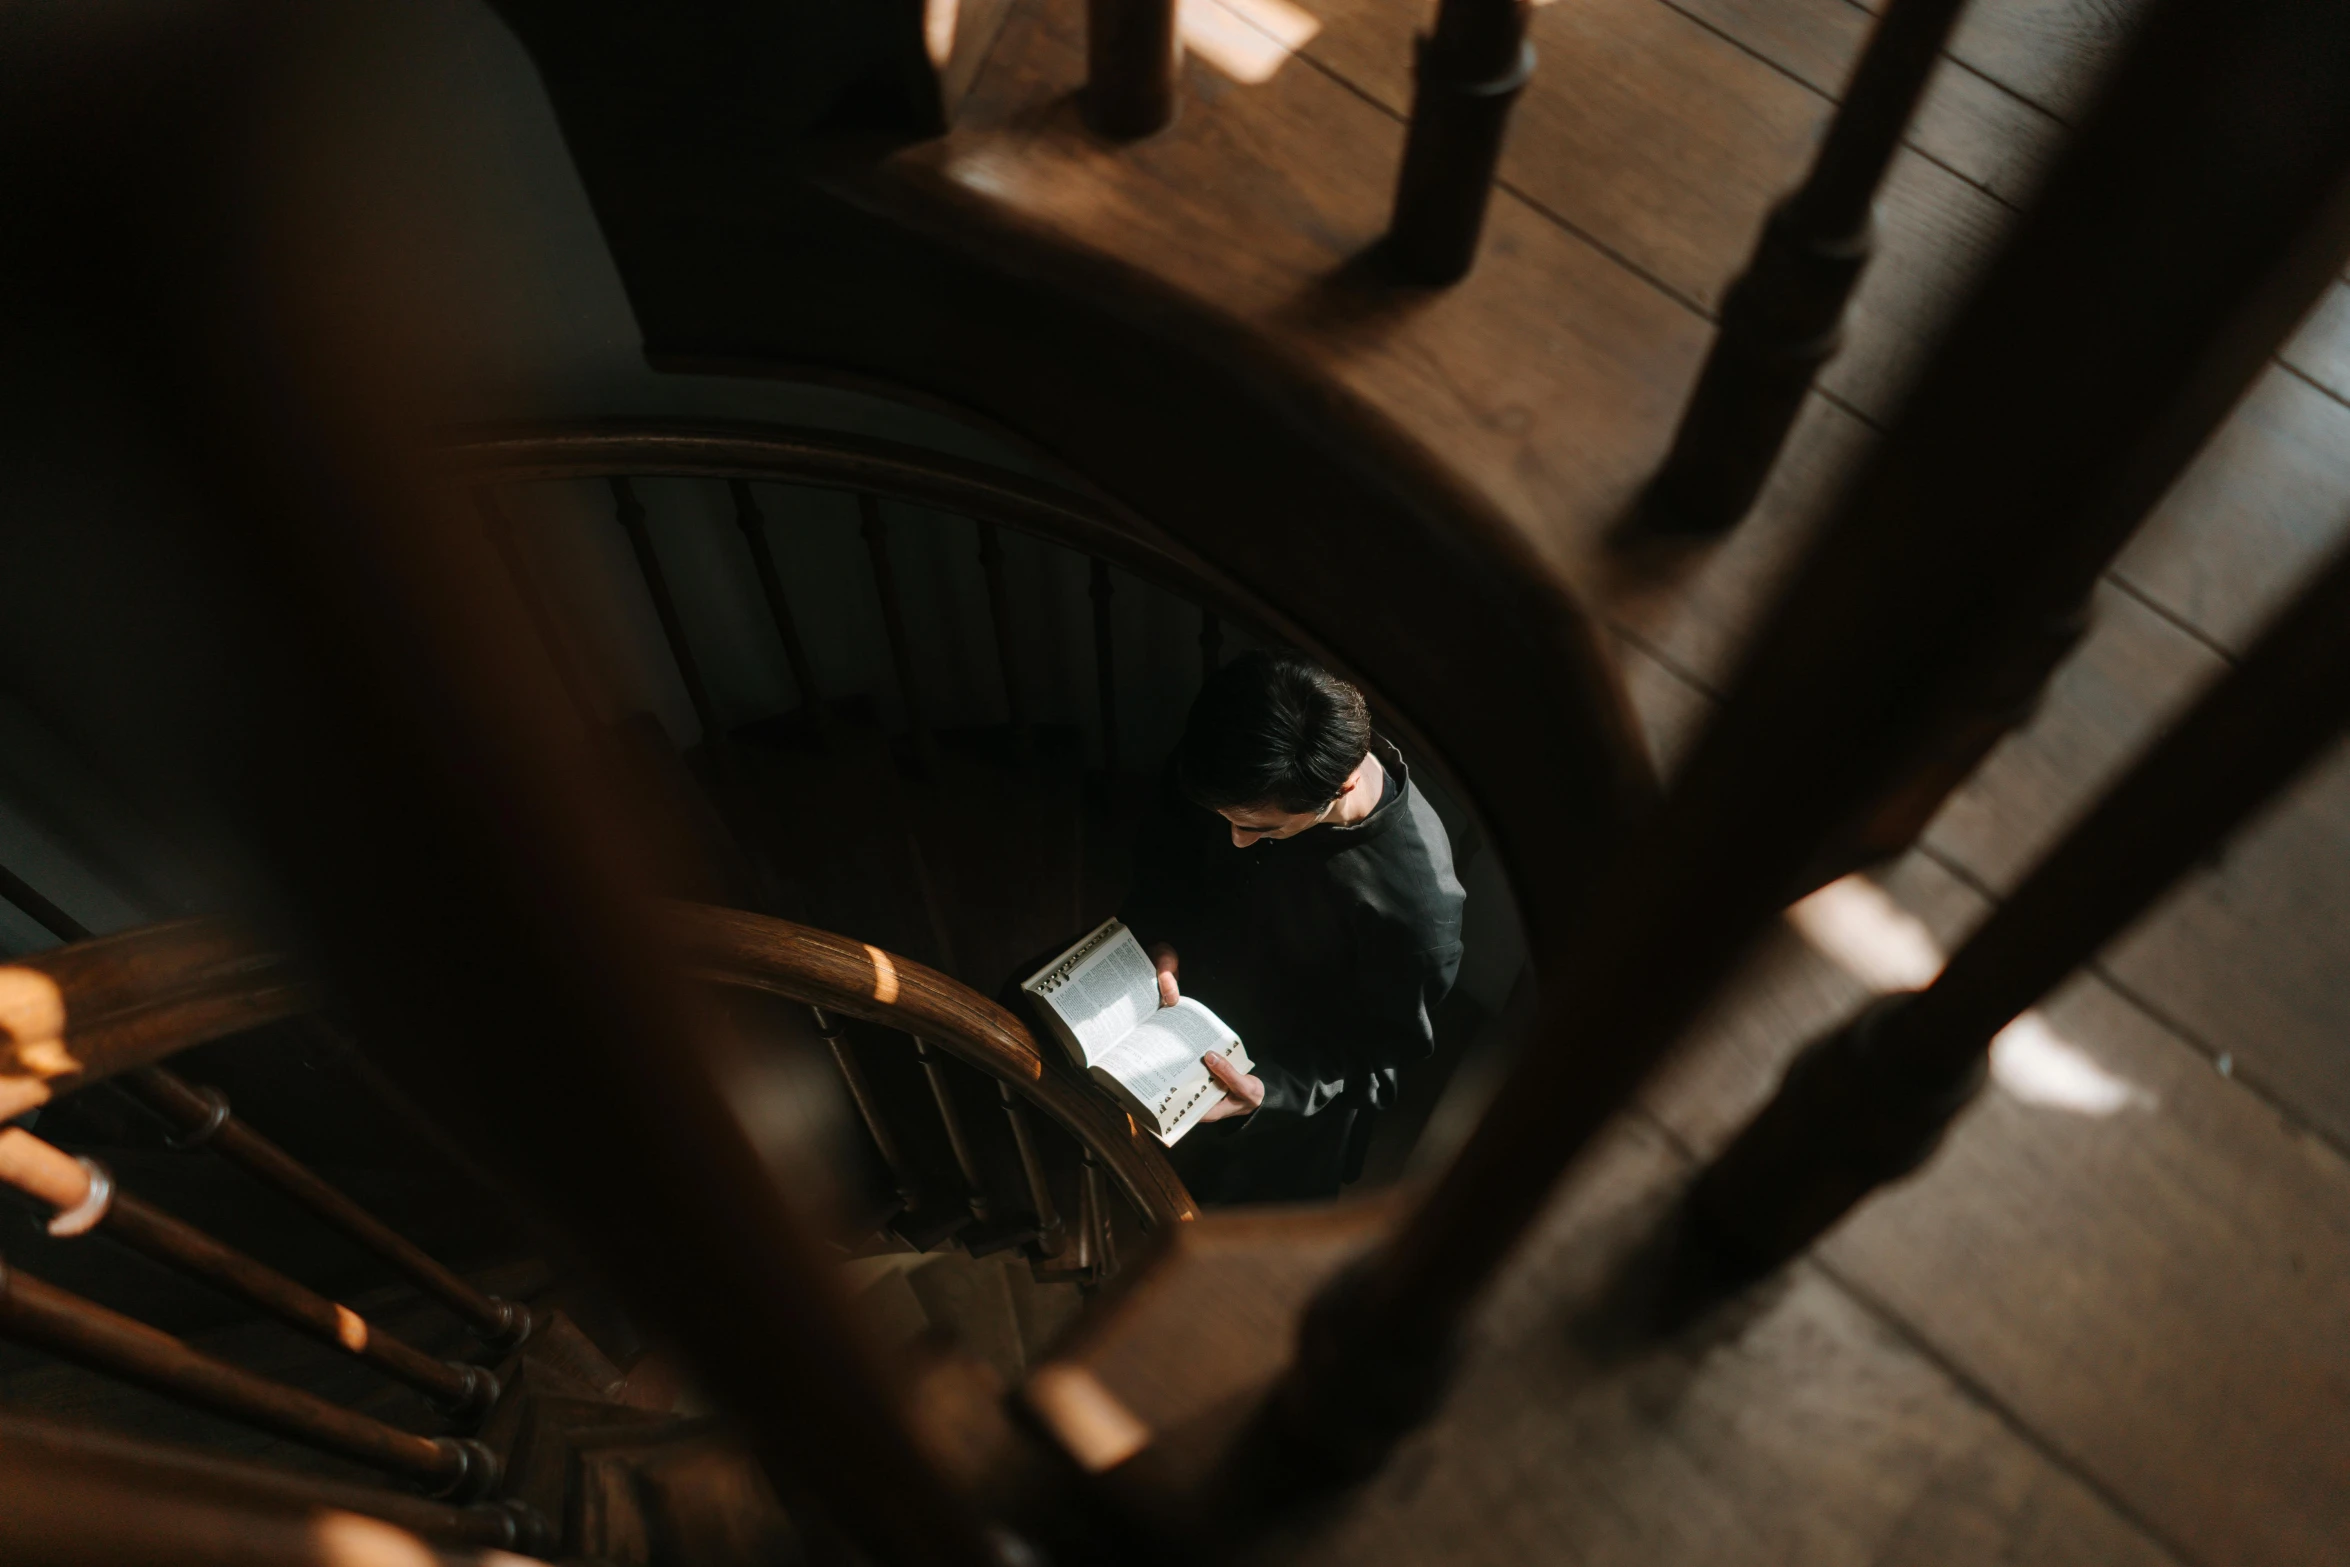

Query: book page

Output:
[1021, 920, 1162, 1067]
[1091, 998, 1251, 1144]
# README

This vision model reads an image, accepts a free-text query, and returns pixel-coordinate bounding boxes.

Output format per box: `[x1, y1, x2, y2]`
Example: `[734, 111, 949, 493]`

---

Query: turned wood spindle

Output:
[1385, 0, 1536, 284]
[1085, 0, 1181, 140]
[1089, 558, 1120, 777]
[0, 1260, 497, 1498]
[733, 479, 830, 745]
[121, 1067, 532, 1347]
[913, 1038, 993, 1225]
[612, 477, 733, 769]
[997, 1080, 1067, 1258]
[976, 520, 1033, 762]
[1643, 0, 1973, 534]
[0, 1410, 549, 1553]
[0, 1126, 495, 1419]
[811, 1007, 923, 1215]
[861, 494, 942, 775]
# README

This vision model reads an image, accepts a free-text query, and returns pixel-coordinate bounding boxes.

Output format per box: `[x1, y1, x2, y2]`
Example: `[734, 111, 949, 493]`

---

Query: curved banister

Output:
[666, 902, 1197, 1228]
[438, 419, 1288, 649]
[0, 919, 315, 1124]
[3, 909, 1195, 1231]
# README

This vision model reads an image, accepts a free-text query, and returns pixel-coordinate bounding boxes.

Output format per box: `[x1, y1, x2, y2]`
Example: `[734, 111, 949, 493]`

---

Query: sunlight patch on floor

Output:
[1182, 0, 1321, 85]
[1790, 874, 2155, 1118]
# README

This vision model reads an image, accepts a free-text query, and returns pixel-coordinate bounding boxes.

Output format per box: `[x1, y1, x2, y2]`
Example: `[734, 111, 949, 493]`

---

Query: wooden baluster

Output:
[997, 1081, 1067, 1259]
[1643, 0, 1973, 534]
[1384, 0, 1536, 284]
[0, 862, 85, 944]
[0, 1410, 550, 1553]
[118, 1067, 533, 1347]
[975, 520, 1032, 763]
[860, 494, 941, 776]
[1089, 558, 1120, 777]
[612, 477, 733, 769]
[1085, 0, 1180, 140]
[913, 1037, 993, 1227]
[1264, 0, 2350, 1483]
[1082, 1153, 1116, 1279]
[476, 487, 603, 725]
[732, 479, 830, 746]
[0, 1259, 497, 1498]
[1199, 609, 1223, 685]
[811, 1007, 923, 1216]
[1692, 527, 2350, 1279]
[0, 1126, 497, 1419]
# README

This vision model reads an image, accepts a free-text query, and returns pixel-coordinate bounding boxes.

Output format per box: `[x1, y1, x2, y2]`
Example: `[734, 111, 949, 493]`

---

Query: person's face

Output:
[1217, 798, 1336, 847]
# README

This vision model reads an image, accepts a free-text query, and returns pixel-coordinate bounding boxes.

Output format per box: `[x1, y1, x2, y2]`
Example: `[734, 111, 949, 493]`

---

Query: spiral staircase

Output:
[3, 0, 2350, 1563]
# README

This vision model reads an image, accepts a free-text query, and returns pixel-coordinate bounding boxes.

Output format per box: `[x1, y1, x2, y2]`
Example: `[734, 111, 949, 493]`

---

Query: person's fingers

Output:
[1203, 1051, 1244, 1089]
[1157, 970, 1179, 1007]
[1151, 944, 1181, 1006]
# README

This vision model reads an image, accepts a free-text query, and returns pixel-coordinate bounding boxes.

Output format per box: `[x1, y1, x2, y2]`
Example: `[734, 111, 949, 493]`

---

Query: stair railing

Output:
[0, 1409, 543, 1553]
[669, 901, 1197, 1235]
[1643, 0, 1976, 534]
[1255, 0, 2350, 1483]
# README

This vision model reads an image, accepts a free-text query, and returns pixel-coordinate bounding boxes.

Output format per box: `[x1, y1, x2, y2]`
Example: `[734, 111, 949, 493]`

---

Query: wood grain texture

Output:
[1822, 971, 2350, 1565]
[1635, 854, 2350, 1564]
[2111, 366, 2350, 654]
[0, 919, 314, 1124]
[1919, 582, 2227, 894]
[2100, 740, 2350, 1150]
[1232, 1122, 2179, 1567]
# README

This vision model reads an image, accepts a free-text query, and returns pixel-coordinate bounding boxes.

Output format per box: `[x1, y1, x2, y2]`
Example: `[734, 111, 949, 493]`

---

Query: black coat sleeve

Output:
[1244, 907, 1463, 1122]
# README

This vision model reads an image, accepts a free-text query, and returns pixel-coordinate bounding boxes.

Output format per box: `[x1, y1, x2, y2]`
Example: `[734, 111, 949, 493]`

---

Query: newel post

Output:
[1643, 0, 1972, 534]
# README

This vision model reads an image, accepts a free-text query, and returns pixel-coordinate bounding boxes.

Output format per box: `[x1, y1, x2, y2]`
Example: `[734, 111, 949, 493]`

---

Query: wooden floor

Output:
[913, 0, 2350, 1560]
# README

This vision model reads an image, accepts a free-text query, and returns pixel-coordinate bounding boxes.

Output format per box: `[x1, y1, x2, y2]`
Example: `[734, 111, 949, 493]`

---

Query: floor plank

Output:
[1822, 970, 2350, 1566]
[2281, 280, 2350, 404]
[1919, 580, 2226, 894]
[2110, 366, 2350, 655]
[1239, 1121, 2181, 1567]
[1634, 856, 2350, 1564]
[2100, 739, 2350, 1151]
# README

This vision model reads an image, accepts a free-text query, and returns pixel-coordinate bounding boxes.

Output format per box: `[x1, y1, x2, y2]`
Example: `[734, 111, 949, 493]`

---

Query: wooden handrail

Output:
[1644, 0, 1973, 534]
[0, 1126, 495, 1417]
[0, 1259, 496, 1498]
[0, 1411, 548, 1553]
[0, 919, 313, 1125]
[666, 902, 1198, 1228]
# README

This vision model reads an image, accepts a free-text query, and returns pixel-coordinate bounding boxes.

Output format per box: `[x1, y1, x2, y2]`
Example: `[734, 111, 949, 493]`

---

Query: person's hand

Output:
[1199, 1051, 1264, 1122]
[1149, 943, 1180, 1008]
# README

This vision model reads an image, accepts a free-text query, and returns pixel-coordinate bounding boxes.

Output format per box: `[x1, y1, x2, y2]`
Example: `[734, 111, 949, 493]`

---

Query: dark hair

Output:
[1177, 651, 1372, 813]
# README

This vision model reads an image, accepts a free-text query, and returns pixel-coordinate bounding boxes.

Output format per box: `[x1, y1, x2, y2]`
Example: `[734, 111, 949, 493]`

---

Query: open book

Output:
[1020, 918, 1252, 1146]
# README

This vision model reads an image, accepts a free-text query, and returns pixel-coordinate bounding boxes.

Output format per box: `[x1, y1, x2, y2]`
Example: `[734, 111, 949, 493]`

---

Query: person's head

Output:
[1177, 651, 1373, 846]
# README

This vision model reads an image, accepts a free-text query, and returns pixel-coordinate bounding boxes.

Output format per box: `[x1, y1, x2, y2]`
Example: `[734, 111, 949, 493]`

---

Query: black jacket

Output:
[1121, 736, 1465, 1202]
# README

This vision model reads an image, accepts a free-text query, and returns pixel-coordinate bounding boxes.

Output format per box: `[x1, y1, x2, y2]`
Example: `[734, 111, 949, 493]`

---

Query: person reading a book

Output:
[1120, 651, 1466, 1204]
